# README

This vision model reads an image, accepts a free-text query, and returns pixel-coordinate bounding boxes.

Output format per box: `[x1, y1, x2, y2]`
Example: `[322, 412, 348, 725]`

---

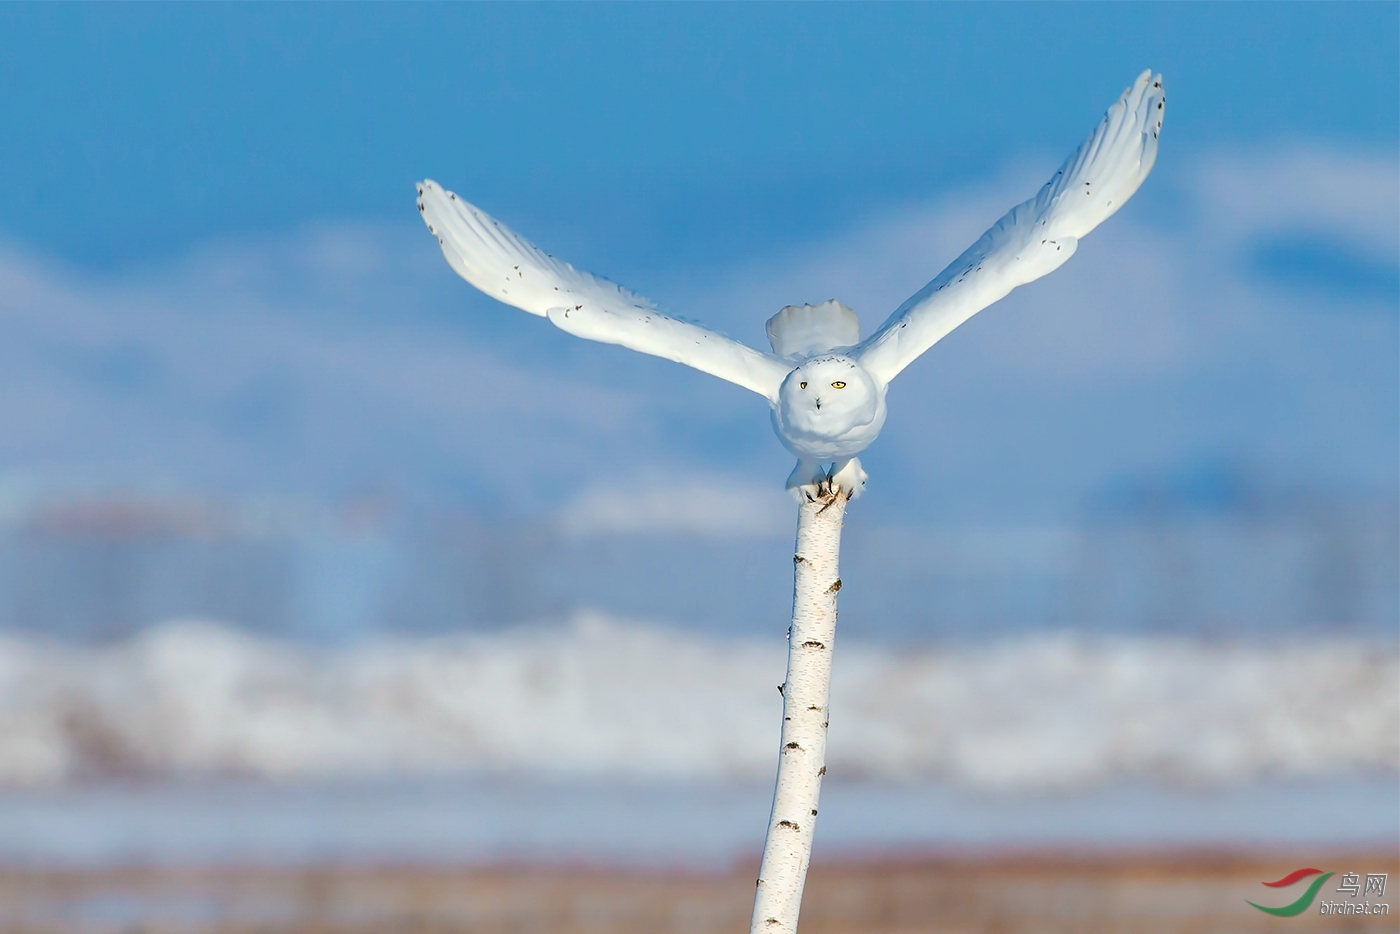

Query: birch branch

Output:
[750, 489, 849, 934]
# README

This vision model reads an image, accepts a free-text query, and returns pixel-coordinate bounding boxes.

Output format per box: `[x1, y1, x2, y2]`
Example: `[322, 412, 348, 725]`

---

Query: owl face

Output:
[776, 355, 881, 438]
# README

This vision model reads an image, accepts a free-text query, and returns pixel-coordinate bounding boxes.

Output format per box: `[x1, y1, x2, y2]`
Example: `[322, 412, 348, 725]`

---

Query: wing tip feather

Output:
[856, 68, 1167, 383]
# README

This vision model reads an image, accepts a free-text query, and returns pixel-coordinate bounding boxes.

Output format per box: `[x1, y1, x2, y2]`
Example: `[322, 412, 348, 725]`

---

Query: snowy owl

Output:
[418, 71, 1164, 500]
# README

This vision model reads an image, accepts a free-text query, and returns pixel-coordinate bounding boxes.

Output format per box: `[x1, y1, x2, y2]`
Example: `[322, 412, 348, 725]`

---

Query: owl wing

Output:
[418, 180, 791, 401]
[853, 70, 1165, 385]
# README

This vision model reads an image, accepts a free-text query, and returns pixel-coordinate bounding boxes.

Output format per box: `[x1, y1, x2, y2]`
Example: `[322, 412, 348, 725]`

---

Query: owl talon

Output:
[828, 457, 867, 498]
[786, 459, 828, 502]
[787, 458, 865, 501]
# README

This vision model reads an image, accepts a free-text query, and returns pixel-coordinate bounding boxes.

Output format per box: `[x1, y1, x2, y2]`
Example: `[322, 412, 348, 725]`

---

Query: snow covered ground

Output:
[0, 615, 1393, 789]
[0, 615, 1393, 865]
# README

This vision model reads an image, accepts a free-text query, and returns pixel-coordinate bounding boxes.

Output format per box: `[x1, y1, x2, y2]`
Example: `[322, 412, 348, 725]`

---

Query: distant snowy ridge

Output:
[0, 616, 1393, 789]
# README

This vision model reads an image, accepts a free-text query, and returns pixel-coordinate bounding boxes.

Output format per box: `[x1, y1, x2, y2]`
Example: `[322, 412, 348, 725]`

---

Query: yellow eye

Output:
[799, 381, 807, 389]
[831, 381, 846, 389]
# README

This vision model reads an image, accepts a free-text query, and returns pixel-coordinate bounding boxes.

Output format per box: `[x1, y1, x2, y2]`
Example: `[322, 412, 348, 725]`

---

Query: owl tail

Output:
[765, 300, 860, 360]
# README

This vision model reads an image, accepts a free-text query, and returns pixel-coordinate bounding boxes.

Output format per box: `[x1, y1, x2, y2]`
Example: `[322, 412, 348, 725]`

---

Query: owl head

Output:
[777, 355, 880, 433]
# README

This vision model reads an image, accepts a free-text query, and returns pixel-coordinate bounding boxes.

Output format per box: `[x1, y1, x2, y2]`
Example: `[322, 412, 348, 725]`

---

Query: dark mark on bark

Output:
[826, 579, 843, 594]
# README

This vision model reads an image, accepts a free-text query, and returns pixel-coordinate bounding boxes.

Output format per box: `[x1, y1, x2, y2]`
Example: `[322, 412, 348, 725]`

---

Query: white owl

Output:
[418, 71, 1164, 500]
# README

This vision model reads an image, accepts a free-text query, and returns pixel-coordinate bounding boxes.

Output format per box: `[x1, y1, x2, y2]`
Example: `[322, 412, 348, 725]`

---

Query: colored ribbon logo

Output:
[1248, 868, 1333, 917]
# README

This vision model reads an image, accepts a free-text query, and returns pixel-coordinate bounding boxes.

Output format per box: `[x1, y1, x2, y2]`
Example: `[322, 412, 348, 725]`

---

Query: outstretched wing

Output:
[417, 180, 790, 401]
[854, 70, 1165, 385]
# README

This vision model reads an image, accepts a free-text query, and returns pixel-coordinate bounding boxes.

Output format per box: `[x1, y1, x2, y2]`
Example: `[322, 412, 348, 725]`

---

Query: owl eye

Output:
[799, 381, 807, 389]
[831, 381, 847, 389]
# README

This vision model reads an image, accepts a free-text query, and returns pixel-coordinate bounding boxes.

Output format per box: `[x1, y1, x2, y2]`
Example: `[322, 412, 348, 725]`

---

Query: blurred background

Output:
[0, 3, 1395, 932]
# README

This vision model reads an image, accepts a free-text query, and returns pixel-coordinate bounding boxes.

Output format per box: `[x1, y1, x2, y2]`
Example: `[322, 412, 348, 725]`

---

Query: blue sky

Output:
[2, 3, 1395, 265]
[0, 3, 1395, 528]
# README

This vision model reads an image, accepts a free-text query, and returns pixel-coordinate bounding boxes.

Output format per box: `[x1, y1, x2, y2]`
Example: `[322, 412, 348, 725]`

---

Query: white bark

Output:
[750, 490, 849, 934]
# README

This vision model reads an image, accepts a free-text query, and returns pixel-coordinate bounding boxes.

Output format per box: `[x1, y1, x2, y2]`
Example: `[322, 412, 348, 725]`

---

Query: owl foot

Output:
[786, 458, 867, 502]
[786, 460, 828, 502]
[828, 457, 867, 498]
